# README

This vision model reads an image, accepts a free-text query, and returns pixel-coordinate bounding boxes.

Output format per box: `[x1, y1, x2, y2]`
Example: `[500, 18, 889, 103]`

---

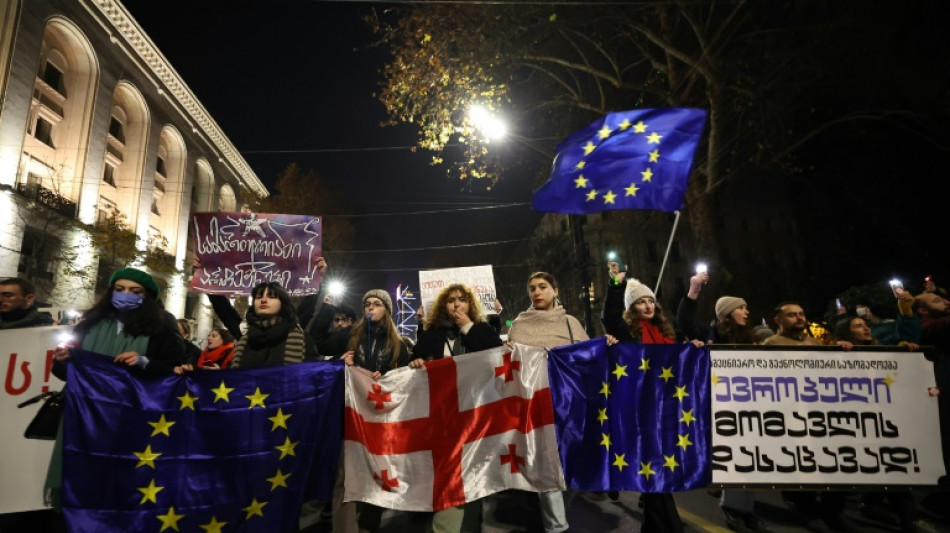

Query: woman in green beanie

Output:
[46, 267, 186, 512]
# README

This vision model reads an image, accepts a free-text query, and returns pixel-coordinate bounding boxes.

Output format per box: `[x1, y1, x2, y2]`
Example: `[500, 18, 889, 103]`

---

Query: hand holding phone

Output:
[889, 279, 904, 298]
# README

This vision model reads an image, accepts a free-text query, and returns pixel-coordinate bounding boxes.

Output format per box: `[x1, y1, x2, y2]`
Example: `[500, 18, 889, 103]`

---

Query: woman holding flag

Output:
[507, 271, 588, 533]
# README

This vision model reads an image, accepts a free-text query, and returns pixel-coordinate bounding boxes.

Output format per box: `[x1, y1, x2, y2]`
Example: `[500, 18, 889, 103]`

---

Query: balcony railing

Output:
[15, 182, 77, 218]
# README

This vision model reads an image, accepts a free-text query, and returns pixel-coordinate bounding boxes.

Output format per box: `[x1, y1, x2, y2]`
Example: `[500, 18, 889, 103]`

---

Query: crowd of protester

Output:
[1, 256, 948, 533]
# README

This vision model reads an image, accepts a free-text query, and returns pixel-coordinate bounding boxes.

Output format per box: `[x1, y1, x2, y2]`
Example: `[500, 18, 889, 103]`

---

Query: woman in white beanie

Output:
[602, 276, 703, 533]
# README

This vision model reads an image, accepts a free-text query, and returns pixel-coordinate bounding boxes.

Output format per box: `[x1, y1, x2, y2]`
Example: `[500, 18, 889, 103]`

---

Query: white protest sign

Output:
[418, 265, 497, 315]
[1, 325, 68, 513]
[710, 349, 944, 486]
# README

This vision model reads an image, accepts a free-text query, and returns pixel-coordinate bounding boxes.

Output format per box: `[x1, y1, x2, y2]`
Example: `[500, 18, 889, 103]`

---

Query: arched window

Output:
[150, 126, 186, 253]
[218, 184, 236, 212]
[98, 81, 148, 228]
[20, 17, 98, 209]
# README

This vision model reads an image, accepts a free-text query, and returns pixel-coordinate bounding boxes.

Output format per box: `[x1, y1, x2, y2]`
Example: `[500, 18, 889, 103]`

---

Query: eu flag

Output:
[547, 339, 711, 492]
[61, 351, 344, 533]
[532, 108, 707, 214]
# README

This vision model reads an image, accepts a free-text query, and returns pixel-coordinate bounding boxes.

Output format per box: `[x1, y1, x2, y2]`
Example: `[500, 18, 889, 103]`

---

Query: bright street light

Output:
[468, 105, 508, 141]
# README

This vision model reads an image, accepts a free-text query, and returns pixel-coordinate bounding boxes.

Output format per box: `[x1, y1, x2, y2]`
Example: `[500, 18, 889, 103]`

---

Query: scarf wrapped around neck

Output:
[639, 319, 674, 344]
[231, 316, 306, 368]
[197, 342, 235, 368]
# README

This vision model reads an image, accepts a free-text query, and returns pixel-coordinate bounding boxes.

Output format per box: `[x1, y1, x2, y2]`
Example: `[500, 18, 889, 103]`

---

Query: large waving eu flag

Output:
[532, 108, 707, 214]
[547, 339, 711, 492]
[61, 351, 344, 533]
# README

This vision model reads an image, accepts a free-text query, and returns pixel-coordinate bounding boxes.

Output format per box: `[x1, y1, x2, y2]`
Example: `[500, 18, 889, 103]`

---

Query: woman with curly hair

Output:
[408, 283, 502, 532]
[411, 283, 502, 365]
[603, 277, 703, 533]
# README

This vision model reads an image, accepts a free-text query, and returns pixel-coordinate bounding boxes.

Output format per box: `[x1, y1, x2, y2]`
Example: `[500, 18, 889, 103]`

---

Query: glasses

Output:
[333, 317, 351, 323]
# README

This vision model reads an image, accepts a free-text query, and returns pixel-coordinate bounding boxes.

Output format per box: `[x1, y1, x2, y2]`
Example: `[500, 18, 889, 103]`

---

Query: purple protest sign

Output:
[189, 211, 323, 295]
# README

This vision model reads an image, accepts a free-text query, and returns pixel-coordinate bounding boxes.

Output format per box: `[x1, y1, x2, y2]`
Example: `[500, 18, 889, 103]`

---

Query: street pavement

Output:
[302, 487, 950, 533]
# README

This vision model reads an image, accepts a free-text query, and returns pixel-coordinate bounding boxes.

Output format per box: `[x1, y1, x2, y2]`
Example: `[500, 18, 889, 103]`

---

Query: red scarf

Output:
[639, 319, 673, 344]
[198, 343, 235, 368]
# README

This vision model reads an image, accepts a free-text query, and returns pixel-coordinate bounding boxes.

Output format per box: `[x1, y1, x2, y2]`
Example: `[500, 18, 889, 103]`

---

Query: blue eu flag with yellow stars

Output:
[547, 339, 711, 492]
[532, 108, 707, 214]
[61, 351, 344, 533]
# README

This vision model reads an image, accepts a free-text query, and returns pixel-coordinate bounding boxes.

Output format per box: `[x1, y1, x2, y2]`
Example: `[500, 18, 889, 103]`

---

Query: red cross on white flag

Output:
[343, 344, 566, 511]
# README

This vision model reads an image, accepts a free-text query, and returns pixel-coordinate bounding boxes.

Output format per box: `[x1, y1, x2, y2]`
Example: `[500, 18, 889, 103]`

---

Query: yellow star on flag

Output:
[599, 382, 611, 399]
[639, 461, 656, 479]
[646, 132, 662, 144]
[638, 357, 650, 371]
[246, 387, 270, 409]
[625, 183, 639, 197]
[177, 391, 197, 411]
[574, 175, 588, 188]
[134, 444, 162, 469]
[582, 141, 596, 155]
[663, 454, 680, 472]
[648, 149, 660, 162]
[711, 372, 720, 384]
[659, 367, 675, 383]
[266, 469, 291, 491]
[199, 516, 227, 533]
[603, 190, 617, 204]
[156, 507, 185, 532]
[275, 437, 299, 459]
[612, 363, 628, 380]
[576, 160, 586, 170]
[677, 433, 693, 451]
[633, 121, 648, 133]
[586, 189, 598, 201]
[673, 385, 690, 402]
[680, 409, 696, 427]
[596, 408, 608, 424]
[244, 498, 268, 519]
[640, 168, 653, 182]
[211, 381, 234, 403]
[613, 453, 629, 471]
[597, 125, 612, 140]
[148, 414, 175, 437]
[618, 118, 632, 130]
[269, 408, 292, 431]
[137, 479, 164, 504]
[600, 432, 612, 451]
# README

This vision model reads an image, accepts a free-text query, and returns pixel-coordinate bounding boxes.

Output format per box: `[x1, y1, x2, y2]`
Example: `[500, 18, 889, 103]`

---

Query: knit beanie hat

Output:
[715, 296, 747, 320]
[362, 289, 393, 316]
[623, 278, 655, 309]
[109, 267, 161, 299]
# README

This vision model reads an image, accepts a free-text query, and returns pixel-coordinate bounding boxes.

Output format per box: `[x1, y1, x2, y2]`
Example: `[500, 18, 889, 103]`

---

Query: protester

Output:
[176, 318, 202, 364]
[854, 292, 921, 346]
[47, 267, 187, 512]
[299, 291, 357, 358]
[326, 288, 411, 533]
[194, 328, 236, 369]
[675, 273, 768, 533]
[603, 276, 703, 533]
[0, 278, 56, 531]
[914, 291, 950, 353]
[206, 281, 317, 368]
[412, 283, 502, 363]
[408, 283, 503, 533]
[0, 277, 54, 329]
[833, 316, 937, 533]
[761, 302, 822, 346]
[760, 301, 857, 531]
[508, 272, 588, 533]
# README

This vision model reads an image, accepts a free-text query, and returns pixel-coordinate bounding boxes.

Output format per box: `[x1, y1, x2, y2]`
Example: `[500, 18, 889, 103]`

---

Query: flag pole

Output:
[654, 210, 681, 297]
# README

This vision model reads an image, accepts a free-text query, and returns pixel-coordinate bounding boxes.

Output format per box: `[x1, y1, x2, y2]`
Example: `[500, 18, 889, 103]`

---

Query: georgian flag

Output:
[343, 344, 566, 511]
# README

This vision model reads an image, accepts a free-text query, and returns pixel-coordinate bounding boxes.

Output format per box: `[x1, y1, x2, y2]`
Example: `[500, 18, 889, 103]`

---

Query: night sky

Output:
[122, 1, 949, 318]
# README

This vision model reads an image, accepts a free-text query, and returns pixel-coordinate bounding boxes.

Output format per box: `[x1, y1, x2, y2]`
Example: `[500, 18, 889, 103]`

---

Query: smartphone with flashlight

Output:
[695, 263, 708, 275]
[835, 298, 844, 312]
[888, 279, 904, 298]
